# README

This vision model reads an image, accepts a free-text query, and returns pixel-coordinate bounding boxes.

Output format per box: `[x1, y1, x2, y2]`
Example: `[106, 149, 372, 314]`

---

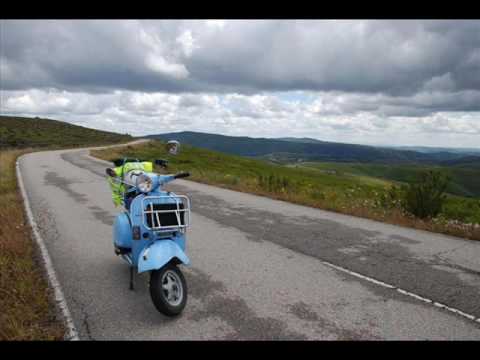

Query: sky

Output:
[1, 19, 480, 148]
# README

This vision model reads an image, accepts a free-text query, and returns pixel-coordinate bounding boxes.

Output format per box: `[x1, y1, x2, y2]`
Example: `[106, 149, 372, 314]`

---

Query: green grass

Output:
[0, 115, 133, 340]
[93, 140, 388, 206]
[92, 140, 480, 241]
[298, 161, 480, 198]
[0, 115, 132, 149]
[296, 162, 480, 224]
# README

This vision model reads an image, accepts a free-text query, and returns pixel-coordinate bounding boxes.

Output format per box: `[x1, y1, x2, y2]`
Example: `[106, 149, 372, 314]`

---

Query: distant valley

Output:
[146, 131, 480, 166]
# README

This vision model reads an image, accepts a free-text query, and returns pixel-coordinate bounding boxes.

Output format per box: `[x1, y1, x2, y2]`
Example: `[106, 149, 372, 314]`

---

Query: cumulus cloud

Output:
[2, 20, 480, 95]
[2, 89, 480, 148]
[1, 20, 480, 148]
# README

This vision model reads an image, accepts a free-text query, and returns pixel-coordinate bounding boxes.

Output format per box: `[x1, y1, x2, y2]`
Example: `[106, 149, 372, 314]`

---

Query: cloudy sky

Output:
[1, 19, 480, 148]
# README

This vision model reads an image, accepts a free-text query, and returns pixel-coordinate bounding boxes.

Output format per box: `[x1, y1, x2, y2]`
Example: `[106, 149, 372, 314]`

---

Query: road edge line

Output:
[16, 156, 80, 341]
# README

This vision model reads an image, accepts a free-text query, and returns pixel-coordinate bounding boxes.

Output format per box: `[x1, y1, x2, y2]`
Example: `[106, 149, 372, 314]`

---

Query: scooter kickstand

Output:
[129, 266, 135, 291]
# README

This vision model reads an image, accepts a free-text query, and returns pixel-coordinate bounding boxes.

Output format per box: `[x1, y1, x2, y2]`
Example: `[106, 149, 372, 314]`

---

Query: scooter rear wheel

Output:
[150, 263, 187, 316]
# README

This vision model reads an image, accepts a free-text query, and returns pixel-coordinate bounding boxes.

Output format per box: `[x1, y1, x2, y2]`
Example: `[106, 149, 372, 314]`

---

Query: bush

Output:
[401, 170, 450, 219]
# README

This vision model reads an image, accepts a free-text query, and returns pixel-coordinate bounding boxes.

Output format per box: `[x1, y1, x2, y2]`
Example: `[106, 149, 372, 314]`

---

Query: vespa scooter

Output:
[106, 141, 191, 316]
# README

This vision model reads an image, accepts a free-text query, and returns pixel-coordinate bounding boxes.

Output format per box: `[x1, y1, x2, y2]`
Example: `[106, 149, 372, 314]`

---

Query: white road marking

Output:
[17, 157, 80, 341]
[319, 257, 480, 324]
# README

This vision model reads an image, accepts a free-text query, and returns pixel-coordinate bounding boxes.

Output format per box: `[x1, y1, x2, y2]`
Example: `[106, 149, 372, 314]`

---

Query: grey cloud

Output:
[186, 20, 480, 96]
[1, 20, 197, 92]
[309, 89, 480, 118]
[2, 20, 480, 96]
[2, 20, 480, 119]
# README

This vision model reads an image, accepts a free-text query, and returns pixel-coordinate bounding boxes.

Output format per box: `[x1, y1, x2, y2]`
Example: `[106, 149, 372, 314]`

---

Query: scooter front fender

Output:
[137, 240, 190, 274]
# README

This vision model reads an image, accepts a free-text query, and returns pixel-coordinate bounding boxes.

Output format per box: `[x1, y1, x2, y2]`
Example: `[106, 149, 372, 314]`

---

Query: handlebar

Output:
[174, 172, 190, 179]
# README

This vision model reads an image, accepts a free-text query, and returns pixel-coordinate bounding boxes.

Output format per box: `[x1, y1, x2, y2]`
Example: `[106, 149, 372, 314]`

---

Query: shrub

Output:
[401, 170, 450, 219]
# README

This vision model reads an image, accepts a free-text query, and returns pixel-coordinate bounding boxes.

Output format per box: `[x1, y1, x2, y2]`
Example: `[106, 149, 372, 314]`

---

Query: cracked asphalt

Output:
[19, 146, 480, 340]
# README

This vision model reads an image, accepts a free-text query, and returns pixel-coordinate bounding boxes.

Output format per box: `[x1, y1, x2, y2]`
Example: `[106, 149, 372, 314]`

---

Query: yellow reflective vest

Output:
[108, 161, 153, 207]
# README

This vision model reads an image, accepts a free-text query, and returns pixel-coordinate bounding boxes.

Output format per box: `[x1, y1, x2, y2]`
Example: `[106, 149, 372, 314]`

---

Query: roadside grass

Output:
[297, 162, 480, 225]
[299, 161, 480, 198]
[0, 149, 65, 340]
[0, 115, 133, 340]
[91, 140, 480, 241]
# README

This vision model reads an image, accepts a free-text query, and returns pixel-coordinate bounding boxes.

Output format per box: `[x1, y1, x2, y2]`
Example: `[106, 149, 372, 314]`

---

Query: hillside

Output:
[299, 162, 480, 198]
[147, 131, 478, 165]
[0, 115, 132, 149]
[277, 137, 327, 144]
[390, 145, 480, 155]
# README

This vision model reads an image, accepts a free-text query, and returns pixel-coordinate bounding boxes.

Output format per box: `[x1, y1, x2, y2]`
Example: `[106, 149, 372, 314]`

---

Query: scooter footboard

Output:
[138, 240, 190, 273]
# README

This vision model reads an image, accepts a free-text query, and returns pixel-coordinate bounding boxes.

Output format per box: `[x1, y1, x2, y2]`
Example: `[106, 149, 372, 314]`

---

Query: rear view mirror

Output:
[155, 159, 168, 168]
[166, 140, 180, 155]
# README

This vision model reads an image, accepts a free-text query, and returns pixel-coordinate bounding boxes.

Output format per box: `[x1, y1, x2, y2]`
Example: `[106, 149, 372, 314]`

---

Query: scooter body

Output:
[113, 180, 190, 272]
[110, 167, 191, 316]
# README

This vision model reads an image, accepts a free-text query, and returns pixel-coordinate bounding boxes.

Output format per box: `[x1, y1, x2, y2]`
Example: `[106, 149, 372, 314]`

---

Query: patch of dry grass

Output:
[0, 149, 65, 340]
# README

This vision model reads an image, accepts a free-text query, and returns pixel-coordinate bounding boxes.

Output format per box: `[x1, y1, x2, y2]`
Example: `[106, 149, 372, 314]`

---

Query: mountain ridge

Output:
[146, 131, 480, 166]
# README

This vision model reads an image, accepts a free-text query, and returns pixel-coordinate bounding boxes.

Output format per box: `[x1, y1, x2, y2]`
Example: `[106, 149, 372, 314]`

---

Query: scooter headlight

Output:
[136, 174, 153, 193]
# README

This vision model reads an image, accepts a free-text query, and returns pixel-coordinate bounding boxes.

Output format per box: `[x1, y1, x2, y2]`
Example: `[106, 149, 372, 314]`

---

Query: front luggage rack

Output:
[141, 195, 190, 232]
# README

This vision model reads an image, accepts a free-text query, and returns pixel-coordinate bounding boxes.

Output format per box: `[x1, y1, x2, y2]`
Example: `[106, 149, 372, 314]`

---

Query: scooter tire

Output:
[150, 263, 187, 316]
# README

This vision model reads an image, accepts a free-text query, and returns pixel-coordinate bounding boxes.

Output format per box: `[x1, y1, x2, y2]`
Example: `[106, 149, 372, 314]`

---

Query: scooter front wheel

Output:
[150, 263, 187, 316]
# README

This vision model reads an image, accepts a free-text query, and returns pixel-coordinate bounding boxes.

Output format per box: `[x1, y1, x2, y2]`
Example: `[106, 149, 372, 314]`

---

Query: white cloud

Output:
[205, 20, 226, 29]
[144, 55, 189, 79]
[126, 92, 179, 114]
[2, 88, 479, 148]
[176, 30, 197, 57]
[3, 90, 72, 113]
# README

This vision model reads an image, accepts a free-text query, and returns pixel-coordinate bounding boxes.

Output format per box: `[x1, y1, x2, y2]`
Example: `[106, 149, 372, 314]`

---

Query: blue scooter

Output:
[106, 142, 191, 316]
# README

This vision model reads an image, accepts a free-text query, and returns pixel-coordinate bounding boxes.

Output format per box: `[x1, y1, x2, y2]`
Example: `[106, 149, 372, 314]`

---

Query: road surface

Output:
[18, 145, 480, 340]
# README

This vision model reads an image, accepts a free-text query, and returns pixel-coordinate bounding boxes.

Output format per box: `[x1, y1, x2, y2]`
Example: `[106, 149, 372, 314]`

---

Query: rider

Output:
[107, 160, 153, 209]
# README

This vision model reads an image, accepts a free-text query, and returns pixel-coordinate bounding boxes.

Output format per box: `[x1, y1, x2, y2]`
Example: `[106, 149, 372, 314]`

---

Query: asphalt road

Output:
[19, 145, 480, 340]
